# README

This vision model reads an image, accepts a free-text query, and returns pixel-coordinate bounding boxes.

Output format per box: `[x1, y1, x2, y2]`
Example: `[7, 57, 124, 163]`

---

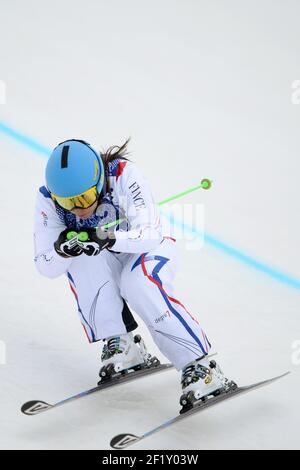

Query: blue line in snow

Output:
[0, 122, 51, 156]
[1, 120, 299, 291]
[160, 213, 300, 291]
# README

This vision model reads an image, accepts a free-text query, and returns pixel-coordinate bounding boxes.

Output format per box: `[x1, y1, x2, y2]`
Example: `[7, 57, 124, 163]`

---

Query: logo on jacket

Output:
[154, 311, 171, 324]
[128, 181, 146, 210]
[41, 211, 48, 227]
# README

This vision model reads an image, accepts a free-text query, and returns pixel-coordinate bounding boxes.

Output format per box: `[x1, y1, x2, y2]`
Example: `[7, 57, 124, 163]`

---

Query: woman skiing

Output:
[34, 138, 227, 408]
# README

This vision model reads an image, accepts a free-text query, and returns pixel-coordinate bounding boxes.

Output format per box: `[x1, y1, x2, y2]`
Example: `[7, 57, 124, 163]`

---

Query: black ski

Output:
[110, 371, 290, 449]
[21, 363, 174, 416]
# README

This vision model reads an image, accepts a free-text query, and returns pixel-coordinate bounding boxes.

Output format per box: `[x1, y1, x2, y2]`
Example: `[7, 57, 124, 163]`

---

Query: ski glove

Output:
[77, 228, 116, 256]
[54, 229, 83, 258]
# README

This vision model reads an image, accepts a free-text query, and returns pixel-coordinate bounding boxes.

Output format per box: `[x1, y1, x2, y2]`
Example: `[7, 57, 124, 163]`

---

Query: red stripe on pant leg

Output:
[163, 236, 176, 242]
[141, 254, 200, 326]
[69, 282, 78, 301]
[168, 296, 200, 325]
[141, 254, 165, 292]
[82, 324, 92, 343]
[68, 282, 91, 343]
[201, 329, 209, 353]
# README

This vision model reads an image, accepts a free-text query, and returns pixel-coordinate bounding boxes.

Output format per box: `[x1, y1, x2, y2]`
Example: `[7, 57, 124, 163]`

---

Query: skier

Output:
[34, 138, 227, 407]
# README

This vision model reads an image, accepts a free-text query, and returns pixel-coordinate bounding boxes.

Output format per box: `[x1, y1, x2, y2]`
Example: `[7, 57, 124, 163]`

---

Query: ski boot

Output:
[179, 357, 237, 413]
[98, 332, 160, 384]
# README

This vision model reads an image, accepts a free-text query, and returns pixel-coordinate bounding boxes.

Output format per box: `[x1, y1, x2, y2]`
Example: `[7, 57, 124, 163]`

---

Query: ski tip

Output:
[270, 371, 291, 382]
[110, 433, 141, 449]
[280, 371, 291, 378]
[243, 371, 291, 392]
[21, 400, 53, 416]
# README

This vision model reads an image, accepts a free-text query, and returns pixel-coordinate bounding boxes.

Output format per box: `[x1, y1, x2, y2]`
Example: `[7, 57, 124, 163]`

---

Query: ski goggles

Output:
[51, 185, 98, 211]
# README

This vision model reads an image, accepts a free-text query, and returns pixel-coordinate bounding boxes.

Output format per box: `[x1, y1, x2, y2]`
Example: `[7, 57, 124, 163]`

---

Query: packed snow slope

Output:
[0, 0, 299, 450]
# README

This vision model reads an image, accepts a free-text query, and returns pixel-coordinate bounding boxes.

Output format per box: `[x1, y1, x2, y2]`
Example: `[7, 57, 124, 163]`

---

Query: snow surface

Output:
[0, 0, 299, 450]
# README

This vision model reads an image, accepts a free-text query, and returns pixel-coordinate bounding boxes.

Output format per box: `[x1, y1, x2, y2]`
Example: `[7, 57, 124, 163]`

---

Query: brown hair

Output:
[101, 138, 130, 166]
[100, 138, 131, 192]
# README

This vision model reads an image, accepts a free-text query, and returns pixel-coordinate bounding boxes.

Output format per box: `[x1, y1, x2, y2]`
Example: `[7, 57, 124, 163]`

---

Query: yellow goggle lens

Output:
[51, 186, 98, 211]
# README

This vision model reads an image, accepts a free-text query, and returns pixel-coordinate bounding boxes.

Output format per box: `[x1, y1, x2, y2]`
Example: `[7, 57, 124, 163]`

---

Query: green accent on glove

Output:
[66, 231, 78, 240]
[78, 231, 89, 242]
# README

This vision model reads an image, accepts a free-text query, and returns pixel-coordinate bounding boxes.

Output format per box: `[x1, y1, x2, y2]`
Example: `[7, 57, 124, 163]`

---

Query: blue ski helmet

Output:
[46, 139, 105, 198]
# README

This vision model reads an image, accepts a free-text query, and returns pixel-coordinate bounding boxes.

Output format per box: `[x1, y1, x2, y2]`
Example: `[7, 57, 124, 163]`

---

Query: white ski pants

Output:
[67, 238, 211, 370]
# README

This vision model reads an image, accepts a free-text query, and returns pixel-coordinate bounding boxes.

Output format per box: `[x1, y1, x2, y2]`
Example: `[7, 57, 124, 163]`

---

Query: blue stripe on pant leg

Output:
[153, 273, 207, 357]
[67, 272, 96, 342]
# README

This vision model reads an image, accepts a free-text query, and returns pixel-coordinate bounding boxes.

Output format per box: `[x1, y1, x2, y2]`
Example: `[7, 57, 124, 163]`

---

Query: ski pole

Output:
[67, 178, 212, 241]
[100, 178, 212, 231]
